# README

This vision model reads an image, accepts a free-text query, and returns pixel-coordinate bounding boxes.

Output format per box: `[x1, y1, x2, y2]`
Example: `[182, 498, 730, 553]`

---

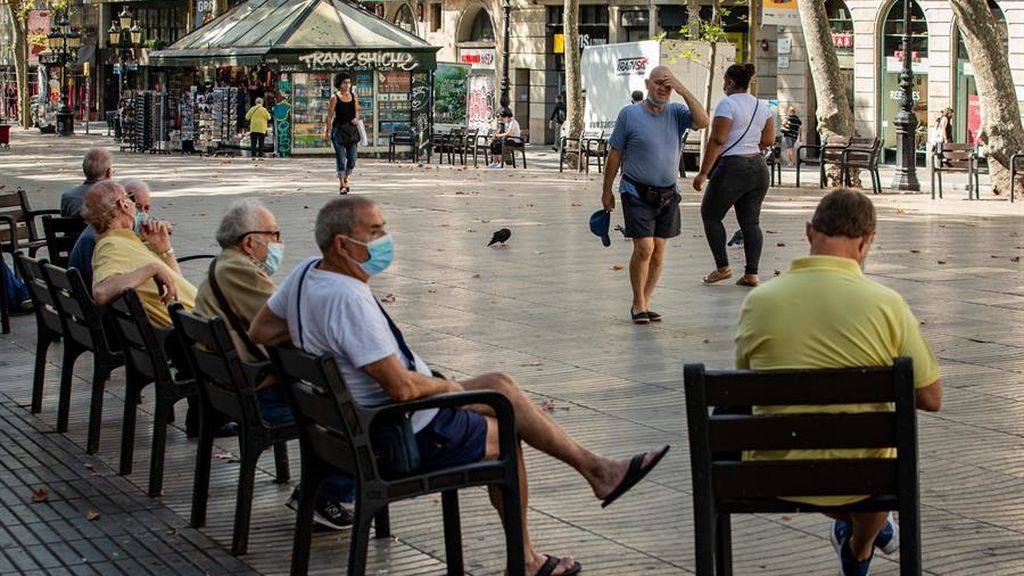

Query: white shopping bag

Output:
[357, 119, 368, 147]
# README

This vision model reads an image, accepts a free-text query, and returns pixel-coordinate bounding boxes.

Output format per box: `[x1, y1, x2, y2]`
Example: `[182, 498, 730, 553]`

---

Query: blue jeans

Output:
[258, 386, 354, 504]
[3, 261, 28, 306]
[330, 126, 358, 178]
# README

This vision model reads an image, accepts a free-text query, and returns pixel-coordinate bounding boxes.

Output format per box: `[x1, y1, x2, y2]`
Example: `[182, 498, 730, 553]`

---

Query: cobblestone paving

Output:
[0, 126, 1022, 575]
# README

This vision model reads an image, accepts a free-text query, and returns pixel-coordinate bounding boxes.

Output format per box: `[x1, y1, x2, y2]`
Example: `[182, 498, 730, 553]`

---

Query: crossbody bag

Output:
[294, 260, 421, 477]
[708, 99, 761, 181]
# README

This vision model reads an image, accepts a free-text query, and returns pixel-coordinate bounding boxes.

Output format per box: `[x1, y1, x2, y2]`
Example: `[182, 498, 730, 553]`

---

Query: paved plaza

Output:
[0, 126, 1023, 575]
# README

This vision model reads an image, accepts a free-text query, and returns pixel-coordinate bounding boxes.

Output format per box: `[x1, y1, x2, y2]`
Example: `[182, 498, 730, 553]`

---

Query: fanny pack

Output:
[622, 174, 677, 210]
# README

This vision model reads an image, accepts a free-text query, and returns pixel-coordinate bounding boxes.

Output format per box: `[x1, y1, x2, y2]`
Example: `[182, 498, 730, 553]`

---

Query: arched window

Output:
[953, 1, 1006, 143]
[394, 4, 417, 36]
[469, 9, 494, 43]
[825, 0, 854, 112]
[878, 0, 927, 154]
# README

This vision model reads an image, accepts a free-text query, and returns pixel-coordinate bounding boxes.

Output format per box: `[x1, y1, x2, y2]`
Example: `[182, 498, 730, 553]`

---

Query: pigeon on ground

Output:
[488, 228, 512, 247]
[613, 224, 629, 239]
[727, 229, 744, 246]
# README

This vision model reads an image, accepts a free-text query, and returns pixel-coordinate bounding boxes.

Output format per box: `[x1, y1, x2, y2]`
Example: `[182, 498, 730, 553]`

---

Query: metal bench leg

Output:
[442, 491, 464, 576]
[715, 513, 734, 576]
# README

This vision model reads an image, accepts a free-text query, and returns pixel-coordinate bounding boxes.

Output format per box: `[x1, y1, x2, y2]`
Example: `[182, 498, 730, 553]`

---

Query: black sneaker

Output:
[285, 489, 353, 531]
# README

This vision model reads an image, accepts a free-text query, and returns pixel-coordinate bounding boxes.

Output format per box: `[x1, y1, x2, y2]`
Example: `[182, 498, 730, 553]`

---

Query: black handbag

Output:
[295, 261, 421, 477]
[622, 174, 677, 210]
[336, 123, 360, 146]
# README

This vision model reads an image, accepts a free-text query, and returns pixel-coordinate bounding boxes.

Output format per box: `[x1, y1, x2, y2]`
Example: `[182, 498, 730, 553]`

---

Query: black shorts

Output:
[621, 192, 682, 239]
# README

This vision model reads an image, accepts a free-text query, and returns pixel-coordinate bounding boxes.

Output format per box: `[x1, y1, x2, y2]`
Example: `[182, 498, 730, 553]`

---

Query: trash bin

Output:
[56, 101, 74, 136]
[0, 124, 10, 149]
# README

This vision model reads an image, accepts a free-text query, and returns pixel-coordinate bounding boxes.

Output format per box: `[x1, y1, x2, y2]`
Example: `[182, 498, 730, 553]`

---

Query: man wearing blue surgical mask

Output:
[194, 199, 356, 529]
[250, 197, 670, 576]
[69, 178, 152, 289]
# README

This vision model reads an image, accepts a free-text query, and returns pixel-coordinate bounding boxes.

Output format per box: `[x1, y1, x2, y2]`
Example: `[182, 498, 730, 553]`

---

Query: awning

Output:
[150, 0, 440, 71]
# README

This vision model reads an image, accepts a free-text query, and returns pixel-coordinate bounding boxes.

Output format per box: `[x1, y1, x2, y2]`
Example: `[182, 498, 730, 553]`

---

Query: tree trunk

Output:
[950, 0, 1024, 197]
[798, 0, 855, 186]
[563, 0, 583, 142]
[7, 3, 31, 129]
[700, 0, 720, 146]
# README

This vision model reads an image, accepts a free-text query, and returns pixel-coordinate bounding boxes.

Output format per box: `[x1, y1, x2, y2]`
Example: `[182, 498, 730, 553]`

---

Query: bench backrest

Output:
[41, 216, 86, 269]
[684, 357, 918, 503]
[107, 288, 173, 383]
[15, 253, 62, 336]
[0, 188, 35, 246]
[170, 303, 262, 424]
[935, 143, 975, 172]
[43, 262, 117, 354]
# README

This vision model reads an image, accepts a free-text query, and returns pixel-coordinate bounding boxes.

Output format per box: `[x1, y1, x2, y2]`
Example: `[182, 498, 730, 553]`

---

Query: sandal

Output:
[736, 275, 760, 287]
[702, 267, 733, 284]
[630, 309, 649, 324]
[533, 555, 581, 576]
[645, 310, 662, 322]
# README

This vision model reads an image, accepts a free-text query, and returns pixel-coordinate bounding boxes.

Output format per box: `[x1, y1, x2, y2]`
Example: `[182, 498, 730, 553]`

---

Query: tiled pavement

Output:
[0, 126, 1023, 574]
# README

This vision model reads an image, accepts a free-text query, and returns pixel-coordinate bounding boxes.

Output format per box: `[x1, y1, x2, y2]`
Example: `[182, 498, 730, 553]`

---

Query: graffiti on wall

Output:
[467, 74, 495, 129]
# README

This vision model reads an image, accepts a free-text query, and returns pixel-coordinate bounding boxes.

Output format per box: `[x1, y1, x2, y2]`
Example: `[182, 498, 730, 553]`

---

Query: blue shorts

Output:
[415, 408, 488, 472]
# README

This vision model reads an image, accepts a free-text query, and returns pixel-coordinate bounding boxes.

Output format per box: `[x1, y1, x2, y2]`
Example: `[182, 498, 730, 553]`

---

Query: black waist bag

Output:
[371, 414, 421, 478]
[623, 174, 677, 210]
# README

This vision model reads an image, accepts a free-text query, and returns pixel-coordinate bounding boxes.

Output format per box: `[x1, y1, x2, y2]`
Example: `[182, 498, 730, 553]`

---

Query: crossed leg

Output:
[460, 372, 668, 575]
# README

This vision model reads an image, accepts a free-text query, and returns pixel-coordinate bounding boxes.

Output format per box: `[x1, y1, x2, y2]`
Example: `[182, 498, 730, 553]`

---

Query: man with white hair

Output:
[60, 147, 113, 217]
[69, 179, 152, 288]
[601, 65, 709, 324]
[245, 98, 271, 158]
[194, 199, 355, 529]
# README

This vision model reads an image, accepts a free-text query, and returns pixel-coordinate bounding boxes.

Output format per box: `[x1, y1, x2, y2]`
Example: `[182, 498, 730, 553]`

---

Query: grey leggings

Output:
[700, 154, 771, 275]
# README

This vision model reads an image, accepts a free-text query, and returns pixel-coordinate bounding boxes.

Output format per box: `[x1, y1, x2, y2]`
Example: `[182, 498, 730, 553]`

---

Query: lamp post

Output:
[108, 6, 144, 105]
[498, 0, 512, 118]
[47, 7, 80, 136]
[890, 0, 920, 191]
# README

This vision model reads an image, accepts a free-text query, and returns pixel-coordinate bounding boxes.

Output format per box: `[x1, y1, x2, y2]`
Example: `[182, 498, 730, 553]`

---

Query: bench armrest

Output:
[177, 253, 216, 263]
[0, 214, 18, 249]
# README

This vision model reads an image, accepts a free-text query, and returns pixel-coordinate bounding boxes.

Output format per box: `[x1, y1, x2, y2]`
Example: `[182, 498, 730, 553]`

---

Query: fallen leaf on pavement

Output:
[472, 274, 481, 279]
[703, 338, 711, 343]
[909, 249, 920, 254]
[381, 293, 397, 303]
[84, 463, 94, 471]
[611, 264, 624, 270]
[776, 242, 786, 247]
[937, 260, 947, 265]
[1012, 256, 1021, 263]
[765, 229, 779, 234]
[774, 269, 781, 276]
[86, 510, 100, 521]
[31, 489, 48, 503]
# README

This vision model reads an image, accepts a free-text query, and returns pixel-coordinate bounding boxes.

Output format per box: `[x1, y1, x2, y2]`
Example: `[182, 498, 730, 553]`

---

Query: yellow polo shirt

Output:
[92, 229, 197, 327]
[735, 255, 940, 506]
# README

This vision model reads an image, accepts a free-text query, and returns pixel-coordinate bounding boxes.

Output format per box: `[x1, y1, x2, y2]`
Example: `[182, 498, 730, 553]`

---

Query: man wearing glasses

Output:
[194, 199, 356, 530]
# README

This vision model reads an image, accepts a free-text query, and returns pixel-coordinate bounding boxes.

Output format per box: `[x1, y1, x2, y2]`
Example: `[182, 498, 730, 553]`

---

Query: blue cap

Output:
[590, 209, 611, 247]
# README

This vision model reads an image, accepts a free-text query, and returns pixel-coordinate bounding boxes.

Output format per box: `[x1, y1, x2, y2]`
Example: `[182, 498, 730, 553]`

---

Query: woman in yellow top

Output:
[245, 97, 272, 158]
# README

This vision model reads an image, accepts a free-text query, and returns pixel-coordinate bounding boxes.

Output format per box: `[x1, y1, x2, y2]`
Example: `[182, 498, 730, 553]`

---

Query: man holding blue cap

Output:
[601, 65, 708, 324]
[590, 210, 611, 247]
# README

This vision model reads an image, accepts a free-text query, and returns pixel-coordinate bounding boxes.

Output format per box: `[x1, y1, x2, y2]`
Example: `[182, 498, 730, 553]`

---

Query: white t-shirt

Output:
[267, 257, 439, 432]
[503, 118, 521, 138]
[713, 93, 772, 157]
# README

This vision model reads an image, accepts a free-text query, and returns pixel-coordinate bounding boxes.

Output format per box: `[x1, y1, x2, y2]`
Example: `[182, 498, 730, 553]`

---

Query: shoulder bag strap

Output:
[207, 258, 267, 361]
[720, 99, 760, 158]
[294, 259, 318, 350]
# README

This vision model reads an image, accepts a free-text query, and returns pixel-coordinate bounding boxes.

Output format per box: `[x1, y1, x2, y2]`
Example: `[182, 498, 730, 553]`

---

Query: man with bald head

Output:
[61, 148, 114, 217]
[69, 179, 152, 288]
[602, 65, 708, 324]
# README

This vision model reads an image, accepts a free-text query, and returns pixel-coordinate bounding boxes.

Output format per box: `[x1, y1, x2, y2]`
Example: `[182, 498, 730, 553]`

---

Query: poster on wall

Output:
[433, 63, 470, 130]
[27, 10, 51, 67]
[967, 94, 981, 144]
[467, 73, 495, 129]
[762, 0, 799, 26]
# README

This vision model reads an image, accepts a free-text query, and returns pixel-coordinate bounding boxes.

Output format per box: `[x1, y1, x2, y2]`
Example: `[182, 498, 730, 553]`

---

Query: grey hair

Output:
[82, 148, 112, 180]
[315, 196, 374, 253]
[255, 97, 263, 106]
[215, 198, 268, 248]
[121, 178, 149, 200]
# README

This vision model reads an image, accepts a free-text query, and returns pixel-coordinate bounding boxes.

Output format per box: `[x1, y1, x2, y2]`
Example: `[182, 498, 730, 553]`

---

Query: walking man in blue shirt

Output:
[602, 65, 708, 324]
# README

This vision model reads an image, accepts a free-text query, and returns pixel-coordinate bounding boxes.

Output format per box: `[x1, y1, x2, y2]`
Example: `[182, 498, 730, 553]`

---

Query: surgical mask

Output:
[346, 234, 394, 276]
[133, 210, 148, 234]
[646, 96, 664, 111]
[260, 242, 284, 276]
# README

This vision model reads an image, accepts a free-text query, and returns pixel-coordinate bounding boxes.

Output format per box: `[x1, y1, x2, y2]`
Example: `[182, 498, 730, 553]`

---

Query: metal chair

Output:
[502, 129, 528, 169]
[170, 303, 293, 556]
[683, 358, 921, 576]
[269, 347, 525, 576]
[0, 187, 60, 333]
[15, 254, 63, 416]
[796, 135, 849, 188]
[43, 263, 124, 454]
[840, 137, 882, 195]
[931, 143, 979, 200]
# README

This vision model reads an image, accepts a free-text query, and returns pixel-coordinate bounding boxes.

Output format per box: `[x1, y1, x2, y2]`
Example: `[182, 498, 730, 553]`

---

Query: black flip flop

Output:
[646, 310, 662, 322]
[533, 555, 582, 576]
[631, 309, 649, 324]
[601, 445, 670, 508]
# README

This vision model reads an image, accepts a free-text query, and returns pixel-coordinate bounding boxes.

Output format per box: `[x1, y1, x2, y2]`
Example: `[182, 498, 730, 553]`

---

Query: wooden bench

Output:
[931, 143, 979, 200]
[840, 137, 883, 195]
[683, 357, 921, 576]
[796, 135, 850, 188]
[387, 127, 421, 164]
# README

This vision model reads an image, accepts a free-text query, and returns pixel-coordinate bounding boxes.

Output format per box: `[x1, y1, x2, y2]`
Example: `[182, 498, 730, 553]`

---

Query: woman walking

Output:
[692, 63, 774, 287]
[323, 72, 361, 193]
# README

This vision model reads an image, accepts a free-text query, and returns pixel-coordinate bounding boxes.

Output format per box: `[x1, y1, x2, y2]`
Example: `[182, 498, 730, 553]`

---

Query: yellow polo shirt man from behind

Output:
[81, 180, 196, 325]
[734, 189, 942, 576]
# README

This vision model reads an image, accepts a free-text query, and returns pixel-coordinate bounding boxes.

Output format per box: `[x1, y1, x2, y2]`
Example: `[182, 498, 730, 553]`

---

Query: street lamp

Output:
[46, 7, 79, 136]
[890, 0, 920, 191]
[498, 0, 512, 118]
[108, 6, 145, 103]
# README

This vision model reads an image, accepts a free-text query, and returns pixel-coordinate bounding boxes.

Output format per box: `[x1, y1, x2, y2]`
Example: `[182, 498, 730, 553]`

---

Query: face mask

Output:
[133, 210, 147, 234]
[346, 234, 394, 276]
[646, 96, 664, 110]
[260, 242, 284, 275]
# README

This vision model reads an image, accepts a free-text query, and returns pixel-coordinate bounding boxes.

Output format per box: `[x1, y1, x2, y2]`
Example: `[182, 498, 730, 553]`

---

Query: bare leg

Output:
[643, 238, 667, 309]
[824, 511, 888, 561]
[461, 373, 663, 501]
[629, 237, 654, 312]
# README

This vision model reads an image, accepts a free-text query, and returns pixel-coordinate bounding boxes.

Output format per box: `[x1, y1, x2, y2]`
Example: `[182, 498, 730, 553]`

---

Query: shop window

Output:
[395, 3, 417, 36]
[878, 0, 927, 156]
[954, 0, 1006, 144]
[431, 3, 442, 32]
[826, 0, 854, 112]
[621, 9, 649, 43]
[546, 5, 609, 49]
[470, 10, 494, 42]
[657, 5, 685, 38]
